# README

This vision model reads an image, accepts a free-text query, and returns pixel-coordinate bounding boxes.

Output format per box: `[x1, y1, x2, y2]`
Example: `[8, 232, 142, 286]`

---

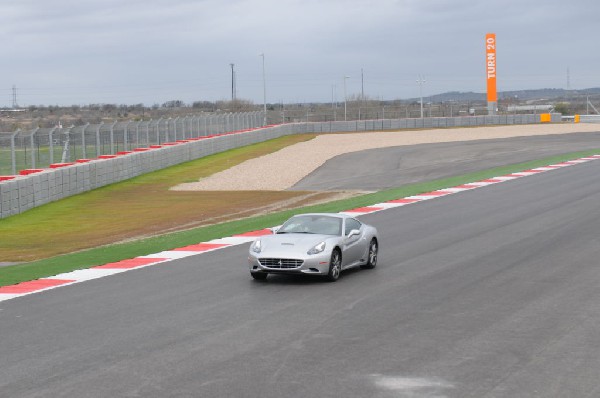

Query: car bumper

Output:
[248, 251, 331, 275]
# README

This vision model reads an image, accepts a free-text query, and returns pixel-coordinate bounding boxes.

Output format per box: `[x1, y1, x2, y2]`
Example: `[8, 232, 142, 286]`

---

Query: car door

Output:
[342, 218, 365, 267]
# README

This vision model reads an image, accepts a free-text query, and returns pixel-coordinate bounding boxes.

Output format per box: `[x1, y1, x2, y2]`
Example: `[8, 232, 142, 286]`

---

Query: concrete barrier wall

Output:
[0, 114, 560, 219]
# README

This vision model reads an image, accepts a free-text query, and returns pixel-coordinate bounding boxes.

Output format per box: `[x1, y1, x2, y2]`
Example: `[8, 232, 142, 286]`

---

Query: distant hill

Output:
[415, 88, 600, 103]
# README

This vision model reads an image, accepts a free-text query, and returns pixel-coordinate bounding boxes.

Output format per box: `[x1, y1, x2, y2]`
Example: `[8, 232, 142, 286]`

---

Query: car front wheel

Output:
[326, 249, 342, 282]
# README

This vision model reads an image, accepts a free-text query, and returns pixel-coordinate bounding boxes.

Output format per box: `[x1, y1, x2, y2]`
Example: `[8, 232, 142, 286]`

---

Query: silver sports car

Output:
[248, 213, 378, 282]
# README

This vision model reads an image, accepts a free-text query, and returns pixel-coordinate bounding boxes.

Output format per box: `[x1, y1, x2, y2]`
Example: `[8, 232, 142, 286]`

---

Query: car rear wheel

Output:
[361, 239, 378, 269]
[251, 272, 268, 281]
[326, 249, 342, 282]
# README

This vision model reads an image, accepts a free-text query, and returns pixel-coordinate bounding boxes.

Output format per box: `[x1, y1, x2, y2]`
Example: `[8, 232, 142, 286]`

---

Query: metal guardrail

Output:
[579, 114, 600, 123]
[0, 112, 264, 175]
[561, 114, 600, 123]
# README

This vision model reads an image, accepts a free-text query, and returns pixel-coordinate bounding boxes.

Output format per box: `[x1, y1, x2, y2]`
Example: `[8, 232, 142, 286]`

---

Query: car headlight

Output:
[307, 241, 326, 255]
[251, 239, 262, 253]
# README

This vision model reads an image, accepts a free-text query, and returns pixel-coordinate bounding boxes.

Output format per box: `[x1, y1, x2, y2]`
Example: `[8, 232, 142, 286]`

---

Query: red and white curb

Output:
[1, 154, 599, 303]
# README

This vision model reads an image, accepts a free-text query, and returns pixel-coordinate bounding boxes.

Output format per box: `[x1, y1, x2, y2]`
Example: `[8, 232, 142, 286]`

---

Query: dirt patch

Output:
[136, 190, 367, 238]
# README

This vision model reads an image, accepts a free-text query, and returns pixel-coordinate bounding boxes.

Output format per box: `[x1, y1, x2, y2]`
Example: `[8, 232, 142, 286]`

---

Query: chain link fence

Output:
[1, 113, 563, 218]
[0, 112, 264, 175]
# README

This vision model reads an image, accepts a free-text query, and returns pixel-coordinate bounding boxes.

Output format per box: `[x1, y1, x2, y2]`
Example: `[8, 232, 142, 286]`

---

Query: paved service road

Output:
[1, 157, 600, 397]
[291, 132, 600, 191]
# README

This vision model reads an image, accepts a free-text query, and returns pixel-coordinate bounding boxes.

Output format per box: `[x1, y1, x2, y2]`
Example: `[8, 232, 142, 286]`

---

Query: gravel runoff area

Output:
[171, 123, 600, 192]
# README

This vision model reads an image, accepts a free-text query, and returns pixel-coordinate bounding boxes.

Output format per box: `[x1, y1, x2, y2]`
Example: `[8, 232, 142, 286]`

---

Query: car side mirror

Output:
[270, 225, 281, 234]
[347, 229, 360, 238]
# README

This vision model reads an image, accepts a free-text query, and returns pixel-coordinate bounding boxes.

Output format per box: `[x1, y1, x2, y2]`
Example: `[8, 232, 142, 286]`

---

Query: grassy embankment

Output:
[1, 132, 599, 286]
[0, 134, 319, 262]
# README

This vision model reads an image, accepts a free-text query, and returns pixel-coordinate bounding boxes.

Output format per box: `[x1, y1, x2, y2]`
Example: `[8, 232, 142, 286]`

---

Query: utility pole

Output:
[230, 63, 236, 102]
[260, 53, 267, 125]
[361, 69, 365, 119]
[416, 75, 426, 118]
[361, 68, 364, 99]
[332, 84, 336, 121]
[11, 85, 18, 109]
[343, 75, 350, 121]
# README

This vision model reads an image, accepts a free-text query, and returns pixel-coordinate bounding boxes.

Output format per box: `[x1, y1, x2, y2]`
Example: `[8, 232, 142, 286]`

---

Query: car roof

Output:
[291, 213, 353, 220]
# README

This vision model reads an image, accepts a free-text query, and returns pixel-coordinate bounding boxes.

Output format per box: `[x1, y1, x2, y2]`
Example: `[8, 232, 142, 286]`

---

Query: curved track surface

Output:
[2, 146, 600, 397]
[292, 131, 600, 191]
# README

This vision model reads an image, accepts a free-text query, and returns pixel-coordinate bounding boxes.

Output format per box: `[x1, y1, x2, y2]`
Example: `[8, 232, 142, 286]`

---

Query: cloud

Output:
[1, 0, 598, 105]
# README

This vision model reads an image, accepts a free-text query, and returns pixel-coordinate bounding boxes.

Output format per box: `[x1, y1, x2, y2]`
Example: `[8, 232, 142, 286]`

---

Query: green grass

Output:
[1, 148, 599, 287]
[0, 134, 318, 262]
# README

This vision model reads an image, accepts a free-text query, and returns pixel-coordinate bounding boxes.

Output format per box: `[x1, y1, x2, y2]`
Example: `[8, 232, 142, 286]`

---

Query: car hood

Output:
[258, 233, 336, 254]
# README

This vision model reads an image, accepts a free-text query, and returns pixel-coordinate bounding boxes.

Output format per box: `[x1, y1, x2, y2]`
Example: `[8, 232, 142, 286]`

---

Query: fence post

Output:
[95, 123, 103, 157]
[145, 119, 152, 146]
[110, 121, 117, 154]
[162, 118, 168, 142]
[156, 118, 163, 144]
[48, 126, 57, 164]
[167, 117, 173, 142]
[123, 121, 130, 151]
[81, 123, 89, 159]
[134, 121, 141, 148]
[30, 127, 39, 168]
[60, 127, 71, 163]
[173, 117, 179, 141]
[10, 129, 19, 175]
[133, 120, 139, 147]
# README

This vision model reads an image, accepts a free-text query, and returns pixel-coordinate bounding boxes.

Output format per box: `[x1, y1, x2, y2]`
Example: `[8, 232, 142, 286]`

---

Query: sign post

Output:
[486, 33, 497, 115]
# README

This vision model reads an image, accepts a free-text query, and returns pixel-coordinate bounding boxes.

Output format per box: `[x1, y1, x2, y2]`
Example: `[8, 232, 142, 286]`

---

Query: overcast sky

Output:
[1, 0, 598, 106]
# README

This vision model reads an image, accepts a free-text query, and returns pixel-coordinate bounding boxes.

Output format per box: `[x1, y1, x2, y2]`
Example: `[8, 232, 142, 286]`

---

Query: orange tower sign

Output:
[485, 33, 497, 114]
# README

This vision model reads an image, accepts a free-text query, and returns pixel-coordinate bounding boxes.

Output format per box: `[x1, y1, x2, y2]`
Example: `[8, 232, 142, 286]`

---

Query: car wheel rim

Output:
[369, 242, 378, 265]
[331, 252, 341, 278]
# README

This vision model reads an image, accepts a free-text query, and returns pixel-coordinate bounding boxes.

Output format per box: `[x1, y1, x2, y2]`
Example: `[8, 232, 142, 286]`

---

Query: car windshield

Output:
[277, 215, 342, 236]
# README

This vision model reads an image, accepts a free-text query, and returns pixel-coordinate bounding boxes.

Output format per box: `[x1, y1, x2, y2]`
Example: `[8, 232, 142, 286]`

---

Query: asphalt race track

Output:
[292, 132, 600, 191]
[2, 137, 600, 397]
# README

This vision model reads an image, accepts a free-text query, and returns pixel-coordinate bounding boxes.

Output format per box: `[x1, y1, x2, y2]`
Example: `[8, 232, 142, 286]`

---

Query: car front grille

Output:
[259, 258, 304, 269]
